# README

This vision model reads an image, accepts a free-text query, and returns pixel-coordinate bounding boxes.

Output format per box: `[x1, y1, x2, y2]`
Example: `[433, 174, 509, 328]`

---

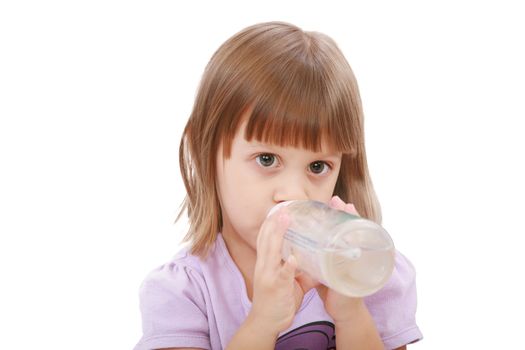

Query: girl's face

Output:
[216, 119, 342, 251]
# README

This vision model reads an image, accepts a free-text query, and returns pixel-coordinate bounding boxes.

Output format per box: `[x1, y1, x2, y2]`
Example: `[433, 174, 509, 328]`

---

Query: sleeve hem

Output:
[382, 325, 423, 349]
[134, 334, 211, 350]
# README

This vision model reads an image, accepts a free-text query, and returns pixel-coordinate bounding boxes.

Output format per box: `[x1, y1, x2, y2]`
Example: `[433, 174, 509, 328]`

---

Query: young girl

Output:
[134, 21, 423, 350]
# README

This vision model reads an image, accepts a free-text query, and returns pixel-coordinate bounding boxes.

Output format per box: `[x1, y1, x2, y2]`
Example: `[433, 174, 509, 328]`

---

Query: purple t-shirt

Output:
[134, 233, 423, 350]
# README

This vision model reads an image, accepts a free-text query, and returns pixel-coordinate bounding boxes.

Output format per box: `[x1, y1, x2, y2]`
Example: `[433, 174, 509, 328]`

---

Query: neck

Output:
[221, 225, 257, 301]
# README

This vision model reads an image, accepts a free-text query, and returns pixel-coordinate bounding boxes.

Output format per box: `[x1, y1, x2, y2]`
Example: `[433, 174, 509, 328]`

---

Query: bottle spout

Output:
[328, 246, 362, 260]
[343, 247, 362, 260]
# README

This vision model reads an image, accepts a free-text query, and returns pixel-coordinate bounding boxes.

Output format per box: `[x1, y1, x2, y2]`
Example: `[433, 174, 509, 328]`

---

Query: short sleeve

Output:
[364, 251, 423, 349]
[133, 259, 211, 350]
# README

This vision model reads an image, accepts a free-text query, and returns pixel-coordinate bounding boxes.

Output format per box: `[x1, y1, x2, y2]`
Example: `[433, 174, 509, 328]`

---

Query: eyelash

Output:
[255, 153, 332, 176]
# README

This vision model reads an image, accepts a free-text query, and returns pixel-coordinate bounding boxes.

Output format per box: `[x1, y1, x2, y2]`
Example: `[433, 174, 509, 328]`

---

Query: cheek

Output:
[220, 167, 267, 235]
[310, 174, 340, 203]
[227, 161, 271, 199]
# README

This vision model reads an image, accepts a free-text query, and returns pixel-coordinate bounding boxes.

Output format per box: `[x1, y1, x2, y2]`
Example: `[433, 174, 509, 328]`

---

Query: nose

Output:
[272, 173, 309, 204]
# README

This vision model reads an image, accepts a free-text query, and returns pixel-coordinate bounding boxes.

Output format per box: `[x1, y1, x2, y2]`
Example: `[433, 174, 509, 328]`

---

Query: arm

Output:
[334, 303, 409, 350]
[334, 299, 384, 350]
[225, 313, 278, 350]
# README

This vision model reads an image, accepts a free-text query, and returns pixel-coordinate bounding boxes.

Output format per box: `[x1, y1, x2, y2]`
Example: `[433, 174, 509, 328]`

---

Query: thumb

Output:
[280, 254, 298, 280]
[295, 271, 321, 294]
[316, 284, 328, 301]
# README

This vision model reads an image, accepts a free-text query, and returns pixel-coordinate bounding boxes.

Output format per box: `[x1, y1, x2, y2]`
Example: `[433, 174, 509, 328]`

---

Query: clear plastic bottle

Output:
[268, 200, 395, 297]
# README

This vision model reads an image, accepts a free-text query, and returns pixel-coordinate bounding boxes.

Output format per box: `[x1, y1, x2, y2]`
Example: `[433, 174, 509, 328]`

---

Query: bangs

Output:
[244, 88, 358, 156]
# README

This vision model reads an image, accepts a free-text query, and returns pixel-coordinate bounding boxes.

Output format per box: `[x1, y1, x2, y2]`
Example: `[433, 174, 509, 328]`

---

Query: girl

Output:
[134, 21, 422, 350]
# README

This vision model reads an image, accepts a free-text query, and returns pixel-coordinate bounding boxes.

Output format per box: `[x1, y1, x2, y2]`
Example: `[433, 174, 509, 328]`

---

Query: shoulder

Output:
[141, 246, 205, 283]
[134, 246, 212, 350]
[138, 246, 207, 307]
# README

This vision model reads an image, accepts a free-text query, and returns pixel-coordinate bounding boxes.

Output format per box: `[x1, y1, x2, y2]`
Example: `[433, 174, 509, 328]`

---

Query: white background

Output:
[1, 1, 524, 348]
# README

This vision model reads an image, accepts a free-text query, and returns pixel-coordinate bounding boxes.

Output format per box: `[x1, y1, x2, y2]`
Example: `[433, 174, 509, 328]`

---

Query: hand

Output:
[315, 195, 368, 323]
[248, 207, 312, 337]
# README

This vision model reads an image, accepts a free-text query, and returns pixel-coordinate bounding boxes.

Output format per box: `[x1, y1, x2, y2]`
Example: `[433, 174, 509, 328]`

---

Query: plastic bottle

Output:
[268, 200, 395, 297]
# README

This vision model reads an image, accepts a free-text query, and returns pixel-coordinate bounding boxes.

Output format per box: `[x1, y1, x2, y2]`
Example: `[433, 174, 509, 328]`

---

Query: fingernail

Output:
[287, 254, 297, 269]
[345, 203, 359, 215]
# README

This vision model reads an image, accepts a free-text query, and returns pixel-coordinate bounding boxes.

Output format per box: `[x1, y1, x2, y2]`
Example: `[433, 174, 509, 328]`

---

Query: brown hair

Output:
[176, 21, 382, 258]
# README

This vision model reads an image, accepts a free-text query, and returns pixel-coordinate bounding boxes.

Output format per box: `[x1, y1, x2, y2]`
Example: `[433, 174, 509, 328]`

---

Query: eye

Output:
[255, 153, 278, 168]
[309, 161, 331, 175]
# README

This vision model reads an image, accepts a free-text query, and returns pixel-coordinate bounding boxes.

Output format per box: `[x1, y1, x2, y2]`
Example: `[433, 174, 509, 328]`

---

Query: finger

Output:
[257, 206, 286, 251]
[257, 208, 289, 269]
[330, 196, 360, 216]
[295, 272, 321, 294]
[316, 284, 328, 301]
[279, 254, 297, 281]
[256, 211, 275, 257]
[329, 195, 346, 211]
[344, 203, 360, 216]
[265, 208, 289, 268]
